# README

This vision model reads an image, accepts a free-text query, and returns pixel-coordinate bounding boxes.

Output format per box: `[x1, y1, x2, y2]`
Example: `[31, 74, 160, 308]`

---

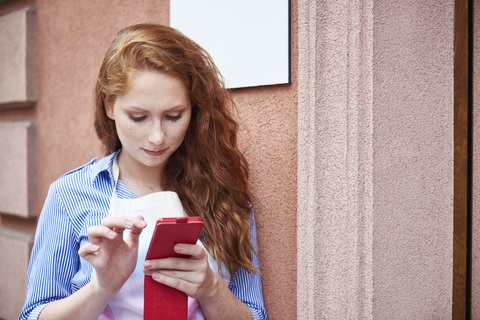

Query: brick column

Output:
[297, 0, 454, 318]
[0, 7, 37, 320]
[297, 0, 374, 318]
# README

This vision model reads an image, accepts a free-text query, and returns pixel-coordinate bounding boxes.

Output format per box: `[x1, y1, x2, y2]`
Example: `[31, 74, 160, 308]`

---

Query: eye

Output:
[166, 114, 182, 122]
[129, 115, 146, 122]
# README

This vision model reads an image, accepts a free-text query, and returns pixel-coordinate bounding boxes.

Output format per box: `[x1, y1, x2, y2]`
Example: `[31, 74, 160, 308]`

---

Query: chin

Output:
[142, 156, 168, 168]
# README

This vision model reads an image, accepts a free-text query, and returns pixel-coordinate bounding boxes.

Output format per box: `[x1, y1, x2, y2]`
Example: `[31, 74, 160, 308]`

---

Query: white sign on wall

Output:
[170, 0, 291, 89]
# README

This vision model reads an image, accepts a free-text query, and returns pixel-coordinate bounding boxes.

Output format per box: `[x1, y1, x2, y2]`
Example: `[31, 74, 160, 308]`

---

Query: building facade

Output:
[0, 0, 478, 319]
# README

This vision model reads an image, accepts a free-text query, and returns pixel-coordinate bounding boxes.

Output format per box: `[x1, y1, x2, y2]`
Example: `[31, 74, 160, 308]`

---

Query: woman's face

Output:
[105, 69, 192, 174]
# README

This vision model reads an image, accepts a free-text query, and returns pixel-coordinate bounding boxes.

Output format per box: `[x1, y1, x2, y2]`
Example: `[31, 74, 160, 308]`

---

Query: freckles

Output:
[121, 120, 143, 135]
[123, 124, 137, 133]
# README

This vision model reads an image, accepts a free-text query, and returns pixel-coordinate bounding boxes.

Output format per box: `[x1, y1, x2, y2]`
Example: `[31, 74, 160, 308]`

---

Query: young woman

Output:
[20, 23, 267, 320]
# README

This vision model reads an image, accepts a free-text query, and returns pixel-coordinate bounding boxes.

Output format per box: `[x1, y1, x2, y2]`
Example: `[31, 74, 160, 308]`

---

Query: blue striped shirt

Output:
[20, 153, 267, 320]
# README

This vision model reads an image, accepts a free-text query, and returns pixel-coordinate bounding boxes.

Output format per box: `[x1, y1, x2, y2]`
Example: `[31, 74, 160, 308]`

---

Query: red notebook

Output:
[144, 217, 204, 320]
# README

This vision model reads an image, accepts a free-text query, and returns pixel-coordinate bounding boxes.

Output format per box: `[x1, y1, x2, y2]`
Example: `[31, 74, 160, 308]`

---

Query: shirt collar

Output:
[90, 151, 119, 185]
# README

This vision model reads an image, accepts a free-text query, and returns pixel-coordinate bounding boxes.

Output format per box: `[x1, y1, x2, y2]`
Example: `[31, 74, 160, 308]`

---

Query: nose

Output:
[148, 121, 165, 145]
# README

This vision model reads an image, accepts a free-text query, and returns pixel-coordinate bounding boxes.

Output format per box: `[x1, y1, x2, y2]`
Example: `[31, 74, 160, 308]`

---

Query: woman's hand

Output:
[143, 244, 220, 300]
[143, 244, 254, 319]
[78, 215, 147, 295]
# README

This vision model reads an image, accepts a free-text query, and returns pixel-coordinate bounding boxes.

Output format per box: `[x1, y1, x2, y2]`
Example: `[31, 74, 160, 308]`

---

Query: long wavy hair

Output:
[93, 23, 257, 277]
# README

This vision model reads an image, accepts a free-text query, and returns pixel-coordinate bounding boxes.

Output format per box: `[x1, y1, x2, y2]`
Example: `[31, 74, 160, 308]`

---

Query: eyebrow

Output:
[127, 105, 189, 113]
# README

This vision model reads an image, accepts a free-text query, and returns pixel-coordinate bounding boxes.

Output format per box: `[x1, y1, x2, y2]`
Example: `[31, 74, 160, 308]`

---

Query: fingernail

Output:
[144, 261, 152, 268]
[125, 221, 133, 228]
[108, 231, 116, 238]
[91, 244, 99, 251]
[138, 220, 147, 227]
[152, 273, 160, 280]
[174, 244, 182, 252]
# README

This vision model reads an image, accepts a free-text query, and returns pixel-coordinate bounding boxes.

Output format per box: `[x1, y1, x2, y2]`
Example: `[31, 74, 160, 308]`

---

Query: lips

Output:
[143, 148, 166, 157]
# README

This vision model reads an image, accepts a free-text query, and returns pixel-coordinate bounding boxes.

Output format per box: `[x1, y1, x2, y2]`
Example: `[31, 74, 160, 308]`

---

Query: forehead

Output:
[115, 69, 191, 109]
[126, 68, 186, 89]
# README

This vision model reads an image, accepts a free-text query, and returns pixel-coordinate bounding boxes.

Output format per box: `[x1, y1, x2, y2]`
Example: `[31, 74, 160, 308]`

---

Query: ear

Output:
[103, 92, 115, 120]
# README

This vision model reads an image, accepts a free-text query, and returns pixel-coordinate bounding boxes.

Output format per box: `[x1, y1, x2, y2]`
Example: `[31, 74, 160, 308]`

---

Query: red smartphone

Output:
[145, 216, 204, 260]
[144, 216, 204, 320]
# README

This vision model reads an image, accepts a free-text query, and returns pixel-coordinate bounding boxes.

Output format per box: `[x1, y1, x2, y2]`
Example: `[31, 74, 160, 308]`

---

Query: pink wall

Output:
[372, 2, 454, 318]
[230, 2, 299, 317]
[297, 0, 454, 318]
[233, 85, 298, 319]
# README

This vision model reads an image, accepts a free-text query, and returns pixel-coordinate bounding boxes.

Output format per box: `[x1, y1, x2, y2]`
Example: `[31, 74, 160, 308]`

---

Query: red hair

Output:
[94, 23, 257, 276]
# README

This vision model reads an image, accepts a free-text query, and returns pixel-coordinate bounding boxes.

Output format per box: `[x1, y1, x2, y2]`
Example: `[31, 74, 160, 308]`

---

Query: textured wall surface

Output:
[0, 228, 33, 320]
[297, 0, 374, 318]
[0, 4, 37, 316]
[472, 0, 480, 316]
[0, 7, 36, 107]
[230, 2, 299, 318]
[0, 122, 36, 217]
[33, 0, 170, 209]
[372, 1, 453, 318]
[297, 0, 454, 319]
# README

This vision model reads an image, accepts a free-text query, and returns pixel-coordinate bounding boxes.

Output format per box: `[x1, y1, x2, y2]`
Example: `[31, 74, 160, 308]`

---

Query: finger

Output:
[77, 243, 112, 271]
[101, 216, 137, 230]
[78, 243, 100, 258]
[174, 243, 207, 259]
[150, 271, 204, 296]
[153, 269, 194, 282]
[124, 216, 146, 246]
[126, 224, 146, 246]
[151, 272, 191, 290]
[144, 256, 185, 269]
[87, 225, 117, 243]
[128, 216, 147, 236]
[144, 256, 201, 274]
[143, 261, 184, 277]
[101, 216, 146, 234]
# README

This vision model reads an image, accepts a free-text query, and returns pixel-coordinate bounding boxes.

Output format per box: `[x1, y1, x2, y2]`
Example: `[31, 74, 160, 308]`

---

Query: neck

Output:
[116, 150, 165, 191]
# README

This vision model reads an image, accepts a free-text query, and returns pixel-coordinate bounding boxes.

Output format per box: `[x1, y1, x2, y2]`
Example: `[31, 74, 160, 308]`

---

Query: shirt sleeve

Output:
[228, 211, 268, 320]
[19, 182, 80, 320]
